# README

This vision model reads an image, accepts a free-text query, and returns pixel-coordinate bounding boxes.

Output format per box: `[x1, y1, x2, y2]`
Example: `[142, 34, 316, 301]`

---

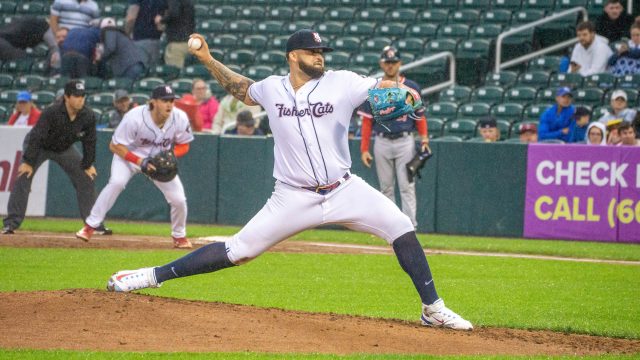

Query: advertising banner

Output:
[0, 126, 49, 216]
[524, 144, 640, 243]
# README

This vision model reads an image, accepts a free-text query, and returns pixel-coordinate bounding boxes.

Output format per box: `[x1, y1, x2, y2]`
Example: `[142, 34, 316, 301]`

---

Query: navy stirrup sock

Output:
[392, 231, 439, 305]
[154, 242, 236, 283]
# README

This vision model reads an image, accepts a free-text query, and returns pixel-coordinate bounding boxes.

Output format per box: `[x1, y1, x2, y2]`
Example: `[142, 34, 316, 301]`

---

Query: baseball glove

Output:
[367, 87, 424, 129]
[141, 150, 178, 182]
[406, 146, 433, 183]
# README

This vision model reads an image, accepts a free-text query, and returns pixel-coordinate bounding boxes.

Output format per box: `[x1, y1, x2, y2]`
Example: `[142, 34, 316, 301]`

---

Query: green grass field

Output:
[3, 218, 640, 359]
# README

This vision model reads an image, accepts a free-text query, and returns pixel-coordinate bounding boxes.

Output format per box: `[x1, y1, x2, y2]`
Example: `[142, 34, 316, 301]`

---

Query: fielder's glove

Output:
[406, 146, 433, 183]
[142, 150, 178, 182]
[367, 87, 424, 130]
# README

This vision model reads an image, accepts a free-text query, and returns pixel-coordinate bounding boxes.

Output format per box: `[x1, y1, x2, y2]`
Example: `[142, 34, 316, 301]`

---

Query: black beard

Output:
[299, 61, 324, 79]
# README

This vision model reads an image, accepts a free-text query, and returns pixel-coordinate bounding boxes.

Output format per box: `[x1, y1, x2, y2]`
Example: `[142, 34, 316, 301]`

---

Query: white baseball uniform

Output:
[226, 70, 414, 264]
[85, 104, 194, 238]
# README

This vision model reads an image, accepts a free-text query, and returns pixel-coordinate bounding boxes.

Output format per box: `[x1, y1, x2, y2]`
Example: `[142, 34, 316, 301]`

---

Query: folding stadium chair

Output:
[418, 9, 450, 25]
[437, 24, 469, 41]
[256, 21, 286, 36]
[426, 101, 459, 121]
[268, 7, 293, 21]
[387, 9, 417, 22]
[284, 21, 314, 34]
[505, 86, 537, 103]
[102, 3, 126, 17]
[484, 71, 518, 88]
[527, 56, 561, 72]
[554, 0, 588, 9]
[428, 0, 459, 10]
[460, 0, 491, 9]
[0, 1, 16, 15]
[0, 74, 13, 89]
[240, 6, 265, 20]
[427, 118, 445, 139]
[129, 93, 150, 105]
[245, 65, 274, 81]
[536, 88, 556, 104]
[198, 19, 225, 33]
[425, 38, 458, 53]
[211, 34, 238, 50]
[333, 36, 361, 52]
[42, 76, 68, 92]
[396, 38, 425, 53]
[492, 0, 522, 9]
[449, 10, 481, 25]
[406, 24, 439, 39]
[369, 0, 397, 6]
[16, 1, 46, 15]
[356, 8, 387, 21]
[102, 78, 134, 92]
[457, 102, 491, 119]
[317, 22, 345, 37]
[516, 70, 551, 89]
[211, 5, 237, 19]
[298, 7, 326, 22]
[228, 20, 253, 34]
[362, 37, 392, 52]
[325, 51, 351, 68]
[438, 85, 472, 103]
[80, 77, 102, 92]
[470, 86, 504, 105]
[352, 52, 381, 68]
[258, 50, 286, 65]
[443, 119, 477, 140]
[512, 10, 546, 25]
[524, 103, 551, 121]
[326, 7, 356, 21]
[583, 73, 616, 89]
[344, 22, 376, 37]
[340, 0, 367, 6]
[376, 23, 407, 38]
[470, 24, 503, 39]
[490, 102, 524, 123]
[549, 72, 583, 89]
[14, 75, 44, 91]
[170, 79, 192, 94]
[615, 74, 640, 89]
[31, 91, 55, 108]
[87, 92, 115, 108]
[481, 10, 513, 25]
[573, 88, 605, 106]
[242, 35, 269, 51]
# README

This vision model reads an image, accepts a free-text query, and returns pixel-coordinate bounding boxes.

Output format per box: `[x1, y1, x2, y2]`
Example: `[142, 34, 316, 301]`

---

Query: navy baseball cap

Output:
[380, 46, 401, 62]
[572, 106, 591, 119]
[556, 86, 572, 97]
[478, 116, 497, 129]
[151, 85, 179, 100]
[285, 29, 333, 54]
[64, 80, 86, 97]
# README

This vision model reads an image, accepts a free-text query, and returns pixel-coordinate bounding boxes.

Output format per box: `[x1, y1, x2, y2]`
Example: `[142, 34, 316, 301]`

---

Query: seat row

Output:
[427, 117, 540, 140]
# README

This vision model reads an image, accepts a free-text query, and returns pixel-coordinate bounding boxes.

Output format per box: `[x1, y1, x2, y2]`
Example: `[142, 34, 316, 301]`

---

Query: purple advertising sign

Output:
[524, 144, 640, 243]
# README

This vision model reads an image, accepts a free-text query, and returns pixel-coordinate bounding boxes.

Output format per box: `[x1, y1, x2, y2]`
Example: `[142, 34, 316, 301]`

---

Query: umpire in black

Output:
[2, 80, 110, 235]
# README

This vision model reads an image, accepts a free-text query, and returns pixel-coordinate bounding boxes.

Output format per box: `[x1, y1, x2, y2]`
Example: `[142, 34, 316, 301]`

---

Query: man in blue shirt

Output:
[538, 87, 576, 142]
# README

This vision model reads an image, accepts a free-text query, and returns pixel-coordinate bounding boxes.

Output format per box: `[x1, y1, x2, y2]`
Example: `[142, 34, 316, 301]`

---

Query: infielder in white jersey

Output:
[76, 85, 195, 249]
[105, 30, 473, 330]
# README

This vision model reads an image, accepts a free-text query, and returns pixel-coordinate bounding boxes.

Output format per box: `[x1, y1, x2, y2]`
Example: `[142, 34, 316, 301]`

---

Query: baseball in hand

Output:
[188, 37, 202, 50]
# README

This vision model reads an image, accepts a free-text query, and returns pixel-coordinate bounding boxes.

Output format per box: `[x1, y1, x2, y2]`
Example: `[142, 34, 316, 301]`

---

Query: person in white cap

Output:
[598, 89, 637, 124]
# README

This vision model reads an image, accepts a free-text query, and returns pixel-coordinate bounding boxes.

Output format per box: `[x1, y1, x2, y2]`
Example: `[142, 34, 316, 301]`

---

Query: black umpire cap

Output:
[380, 46, 401, 62]
[151, 85, 179, 100]
[285, 29, 334, 54]
[64, 80, 86, 97]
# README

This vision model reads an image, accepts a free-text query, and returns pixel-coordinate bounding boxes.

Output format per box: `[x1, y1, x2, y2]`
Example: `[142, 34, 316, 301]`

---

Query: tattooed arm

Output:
[187, 34, 258, 106]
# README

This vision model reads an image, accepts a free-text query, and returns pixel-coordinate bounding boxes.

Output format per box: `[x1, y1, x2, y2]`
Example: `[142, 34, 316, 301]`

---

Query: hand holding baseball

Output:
[188, 34, 211, 62]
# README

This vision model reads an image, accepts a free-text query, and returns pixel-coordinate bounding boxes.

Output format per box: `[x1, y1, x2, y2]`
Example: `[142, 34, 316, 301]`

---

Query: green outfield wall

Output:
[46, 132, 527, 237]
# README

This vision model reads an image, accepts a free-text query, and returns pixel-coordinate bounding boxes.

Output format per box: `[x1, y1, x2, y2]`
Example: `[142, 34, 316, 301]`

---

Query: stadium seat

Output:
[241, 35, 269, 51]
[16, 2, 46, 15]
[492, 0, 522, 10]
[258, 50, 286, 65]
[102, 78, 134, 92]
[0, 90, 19, 106]
[298, 7, 326, 22]
[31, 90, 55, 107]
[443, 118, 477, 139]
[182, 65, 209, 78]
[573, 88, 604, 106]
[352, 52, 380, 67]
[151, 64, 181, 80]
[399, 0, 423, 6]
[345, 22, 376, 37]
[211, 5, 237, 19]
[340, 0, 367, 6]
[431, 135, 464, 142]
[317, 22, 345, 37]
[26, 43, 49, 59]
[426, 101, 458, 120]
[528, 56, 561, 72]
[0, 1, 16, 15]
[256, 21, 286, 36]
[81, 77, 103, 92]
[310, 0, 338, 4]
[270, 36, 290, 50]
[406, 24, 439, 38]
[517, 70, 551, 89]
[42, 76, 68, 92]
[490, 102, 524, 122]
[437, 24, 469, 40]
[587, 0, 605, 18]
[376, 23, 407, 37]
[554, 0, 588, 9]
[369, 0, 397, 6]
[239, 6, 265, 20]
[325, 51, 351, 68]
[496, 119, 511, 138]
[387, 9, 417, 22]
[284, 21, 314, 34]
[418, 9, 450, 24]
[206, 80, 225, 98]
[470, 24, 503, 39]
[428, 0, 459, 10]
[396, 38, 425, 53]
[425, 38, 458, 53]
[362, 37, 392, 52]
[282, 0, 309, 5]
[0, 74, 13, 89]
[460, 0, 491, 9]
[2, 59, 32, 74]
[102, 3, 126, 17]
[333, 36, 361, 52]
[524, 103, 551, 121]
[449, 10, 481, 25]
[591, 105, 608, 119]
[0, 105, 7, 123]
[134, 77, 164, 92]
[211, 34, 238, 50]
[357, 8, 387, 21]
[456, 39, 490, 58]
[522, 0, 555, 9]
[615, 74, 640, 89]
[457, 102, 491, 119]
[427, 118, 445, 138]
[14, 75, 44, 91]
[505, 86, 537, 103]
[439, 85, 472, 103]
[30, 60, 49, 75]
[512, 9, 546, 25]
[481, 10, 512, 25]
[549, 72, 583, 89]
[197, 19, 225, 33]
[484, 71, 518, 88]
[87, 92, 115, 108]
[268, 7, 293, 21]
[170, 79, 192, 94]
[193, 4, 209, 19]
[228, 20, 253, 34]
[245, 65, 274, 80]
[129, 92, 150, 105]
[583, 73, 616, 89]
[536, 88, 556, 103]
[326, 7, 356, 21]
[471, 86, 504, 105]
[227, 49, 255, 67]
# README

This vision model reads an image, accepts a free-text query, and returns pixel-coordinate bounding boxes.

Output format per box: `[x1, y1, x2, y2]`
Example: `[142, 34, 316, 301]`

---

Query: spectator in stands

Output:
[539, 87, 575, 142]
[586, 122, 607, 145]
[7, 91, 41, 127]
[606, 118, 624, 144]
[567, 106, 590, 143]
[49, 0, 100, 34]
[0, 17, 59, 61]
[596, 0, 634, 43]
[608, 22, 640, 76]
[211, 94, 262, 135]
[224, 110, 264, 136]
[598, 89, 637, 124]
[107, 89, 135, 129]
[125, 0, 167, 68]
[632, 111, 640, 137]
[477, 116, 500, 142]
[518, 122, 538, 143]
[60, 24, 101, 78]
[99, 18, 147, 81]
[50, 27, 69, 73]
[618, 122, 640, 145]
[190, 79, 219, 131]
[157, 0, 195, 68]
[570, 21, 613, 77]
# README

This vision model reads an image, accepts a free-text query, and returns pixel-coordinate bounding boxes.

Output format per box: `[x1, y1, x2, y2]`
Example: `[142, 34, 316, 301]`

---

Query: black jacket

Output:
[23, 100, 97, 169]
[161, 0, 195, 42]
[596, 13, 634, 43]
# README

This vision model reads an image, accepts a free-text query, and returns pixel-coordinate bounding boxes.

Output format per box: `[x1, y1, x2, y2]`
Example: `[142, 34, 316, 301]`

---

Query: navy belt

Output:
[302, 173, 350, 195]
[379, 131, 410, 140]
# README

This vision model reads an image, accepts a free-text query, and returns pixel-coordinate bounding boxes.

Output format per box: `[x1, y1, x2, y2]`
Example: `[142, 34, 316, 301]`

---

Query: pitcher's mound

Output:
[0, 289, 637, 355]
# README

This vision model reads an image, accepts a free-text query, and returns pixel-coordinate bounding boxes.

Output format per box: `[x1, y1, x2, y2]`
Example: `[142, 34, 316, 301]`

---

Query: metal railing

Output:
[494, 6, 588, 73]
[371, 51, 457, 96]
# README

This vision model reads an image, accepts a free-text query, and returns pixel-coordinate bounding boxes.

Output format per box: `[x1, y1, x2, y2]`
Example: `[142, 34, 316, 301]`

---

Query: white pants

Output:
[226, 175, 414, 264]
[86, 156, 187, 238]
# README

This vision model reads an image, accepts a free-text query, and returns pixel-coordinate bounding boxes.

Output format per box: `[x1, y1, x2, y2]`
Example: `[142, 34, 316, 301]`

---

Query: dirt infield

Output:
[1, 232, 639, 356]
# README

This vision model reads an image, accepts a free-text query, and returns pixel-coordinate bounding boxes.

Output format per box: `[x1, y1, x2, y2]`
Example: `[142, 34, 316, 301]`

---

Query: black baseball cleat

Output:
[1, 226, 15, 235]
[95, 224, 113, 235]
